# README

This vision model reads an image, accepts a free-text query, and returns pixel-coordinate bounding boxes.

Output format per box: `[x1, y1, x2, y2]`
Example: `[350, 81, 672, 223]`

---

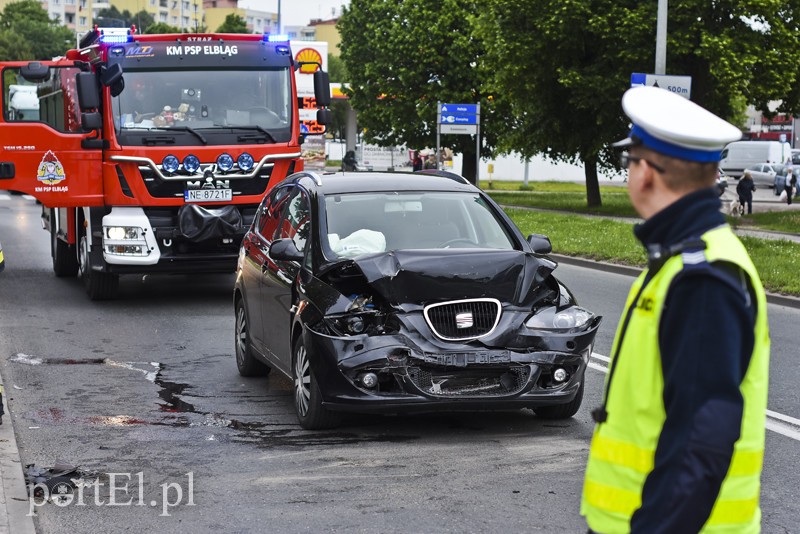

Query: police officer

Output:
[581, 86, 770, 533]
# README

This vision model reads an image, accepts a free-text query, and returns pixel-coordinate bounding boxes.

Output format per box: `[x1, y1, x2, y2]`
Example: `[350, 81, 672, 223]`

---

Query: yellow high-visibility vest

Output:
[581, 226, 770, 533]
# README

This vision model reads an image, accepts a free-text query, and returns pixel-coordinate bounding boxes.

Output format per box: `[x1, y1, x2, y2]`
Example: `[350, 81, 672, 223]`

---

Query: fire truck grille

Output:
[138, 166, 272, 198]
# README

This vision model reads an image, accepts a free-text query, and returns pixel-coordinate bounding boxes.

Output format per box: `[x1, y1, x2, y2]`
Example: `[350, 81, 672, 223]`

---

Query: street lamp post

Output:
[655, 0, 667, 75]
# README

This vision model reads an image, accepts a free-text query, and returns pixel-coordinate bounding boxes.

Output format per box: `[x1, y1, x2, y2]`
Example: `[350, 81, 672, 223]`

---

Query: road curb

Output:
[0, 372, 36, 534]
[551, 253, 800, 310]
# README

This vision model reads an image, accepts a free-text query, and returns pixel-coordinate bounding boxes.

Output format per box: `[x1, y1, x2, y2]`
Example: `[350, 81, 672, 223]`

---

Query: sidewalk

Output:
[0, 372, 36, 534]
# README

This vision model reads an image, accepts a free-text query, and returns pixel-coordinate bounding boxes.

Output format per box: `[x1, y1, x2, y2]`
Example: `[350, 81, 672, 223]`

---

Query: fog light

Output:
[237, 152, 254, 172]
[161, 155, 179, 174]
[553, 368, 568, 383]
[360, 372, 378, 389]
[216, 152, 234, 172]
[183, 154, 201, 174]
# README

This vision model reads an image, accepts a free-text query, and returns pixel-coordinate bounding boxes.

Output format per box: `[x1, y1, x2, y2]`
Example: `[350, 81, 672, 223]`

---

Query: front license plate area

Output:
[184, 189, 233, 202]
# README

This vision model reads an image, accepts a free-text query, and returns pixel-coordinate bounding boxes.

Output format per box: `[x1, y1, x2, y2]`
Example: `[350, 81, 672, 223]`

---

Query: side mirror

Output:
[527, 233, 552, 254]
[20, 62, 50, 82]
[269, 238, 304, 262]
[81, 112, 102, 131]
[313, 70, 331, 107]
[109, 78, 125, 98]
[99, 63, 123, 87]
[316, 108, 332, 126]
[76, 72, 100, 111]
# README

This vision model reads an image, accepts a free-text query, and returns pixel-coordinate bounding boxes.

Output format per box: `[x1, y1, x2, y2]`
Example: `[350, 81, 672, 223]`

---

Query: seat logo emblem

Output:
[456, 312, 473, 329]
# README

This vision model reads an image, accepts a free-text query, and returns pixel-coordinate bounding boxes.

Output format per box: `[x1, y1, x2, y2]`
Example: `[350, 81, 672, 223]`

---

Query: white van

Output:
[719, 141, 790, 178]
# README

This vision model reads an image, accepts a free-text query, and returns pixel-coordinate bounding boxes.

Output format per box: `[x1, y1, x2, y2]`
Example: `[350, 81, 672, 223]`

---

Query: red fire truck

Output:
[0, 27, 330, 299]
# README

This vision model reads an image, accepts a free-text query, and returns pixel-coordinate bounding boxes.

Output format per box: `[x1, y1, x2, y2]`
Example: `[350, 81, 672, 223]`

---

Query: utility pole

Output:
[655, 0, 667, 74]
[277, 0, 282, 34]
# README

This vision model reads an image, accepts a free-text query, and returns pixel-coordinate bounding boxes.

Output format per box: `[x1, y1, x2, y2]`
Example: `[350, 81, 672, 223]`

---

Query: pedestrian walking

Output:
[412, 151, 423, 171]
[786, 170, 797, 205]
[736, 171, 756, 214]
[581, 87, 770, 534]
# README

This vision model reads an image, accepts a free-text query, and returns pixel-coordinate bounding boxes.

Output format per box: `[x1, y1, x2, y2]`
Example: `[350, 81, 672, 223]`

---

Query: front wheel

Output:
[51, 210, 78, 278]
[292, 338, 341, 430]
[532, 380, 584, 420]
[78, 225, 118, 300]
[235, 298, 270, 377]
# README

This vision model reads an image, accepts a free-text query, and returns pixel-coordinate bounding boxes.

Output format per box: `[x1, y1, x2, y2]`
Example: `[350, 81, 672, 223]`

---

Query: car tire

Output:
[234, 297, 270, 377]
[78, 223, 118, 300]
[533, 380, 584, 420]
[292, 338, 341, 430]
[51, 211, 78, 278]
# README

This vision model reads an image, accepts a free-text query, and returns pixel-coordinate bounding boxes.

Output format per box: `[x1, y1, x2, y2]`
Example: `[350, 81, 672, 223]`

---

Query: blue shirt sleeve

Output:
[630, 268, 755, 533]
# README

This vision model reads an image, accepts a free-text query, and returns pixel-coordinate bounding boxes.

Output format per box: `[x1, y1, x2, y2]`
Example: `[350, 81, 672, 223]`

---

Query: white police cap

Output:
[613, 86, 742, 162]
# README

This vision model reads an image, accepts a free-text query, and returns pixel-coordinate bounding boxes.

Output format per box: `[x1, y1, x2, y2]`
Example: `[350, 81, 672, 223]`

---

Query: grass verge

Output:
[505, 208, 800, 296]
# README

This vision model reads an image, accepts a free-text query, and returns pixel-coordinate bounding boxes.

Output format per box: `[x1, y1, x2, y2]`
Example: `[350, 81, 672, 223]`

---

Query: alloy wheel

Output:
[294, 345, 311, 417]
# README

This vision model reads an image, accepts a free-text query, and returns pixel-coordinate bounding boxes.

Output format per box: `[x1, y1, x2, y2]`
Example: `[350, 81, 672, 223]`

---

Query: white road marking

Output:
[589, 352, 800, 442]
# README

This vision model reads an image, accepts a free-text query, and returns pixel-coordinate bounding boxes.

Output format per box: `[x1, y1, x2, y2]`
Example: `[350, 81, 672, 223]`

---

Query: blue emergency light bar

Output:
[99, 28, 134, 44]
[265, 34, 290, 42]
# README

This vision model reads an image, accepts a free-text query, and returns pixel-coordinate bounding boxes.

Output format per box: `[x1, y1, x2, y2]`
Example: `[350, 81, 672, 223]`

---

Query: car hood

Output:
[334, 249, 557, 307]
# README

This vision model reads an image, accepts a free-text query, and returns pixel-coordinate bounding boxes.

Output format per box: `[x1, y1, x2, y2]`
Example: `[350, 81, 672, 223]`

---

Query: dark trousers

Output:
[739, 196, 753, 214]
[786, 186, 794, 205]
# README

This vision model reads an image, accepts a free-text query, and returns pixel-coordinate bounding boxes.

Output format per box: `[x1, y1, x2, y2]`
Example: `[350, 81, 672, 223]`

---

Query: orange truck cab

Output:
[0, 27, 331, 299]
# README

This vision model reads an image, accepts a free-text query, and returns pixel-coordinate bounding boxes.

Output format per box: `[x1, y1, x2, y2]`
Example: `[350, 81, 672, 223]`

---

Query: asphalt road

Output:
[0, 192, 798, 533]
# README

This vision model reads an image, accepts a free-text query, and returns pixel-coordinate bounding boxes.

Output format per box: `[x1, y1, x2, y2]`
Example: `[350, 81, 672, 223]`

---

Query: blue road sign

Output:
[440, 114, 478, 125]
[440, 103, 478, 115]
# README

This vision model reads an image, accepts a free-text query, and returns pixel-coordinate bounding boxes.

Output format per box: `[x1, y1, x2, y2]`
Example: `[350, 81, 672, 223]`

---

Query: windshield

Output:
[112, 69, 292, 144]
[324, 192, 518, 259]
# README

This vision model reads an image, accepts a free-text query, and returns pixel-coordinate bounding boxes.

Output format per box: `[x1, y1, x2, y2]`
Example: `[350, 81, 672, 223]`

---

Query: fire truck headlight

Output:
[217, 153, 234, 172]
[162, 155, 180, 174]
[237, 153, 254, 172]
[105, 226, 141, 240]
[183, 155, 201, 174]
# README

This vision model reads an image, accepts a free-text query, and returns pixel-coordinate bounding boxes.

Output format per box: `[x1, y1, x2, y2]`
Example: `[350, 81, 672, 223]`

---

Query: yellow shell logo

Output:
[37, 150, 66, 186]
[296, 48, 322, 74]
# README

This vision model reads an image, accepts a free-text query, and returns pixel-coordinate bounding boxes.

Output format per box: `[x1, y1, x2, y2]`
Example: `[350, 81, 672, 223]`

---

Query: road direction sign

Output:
[630, 73, 692, 99]
[440, 103, 478, 115]
[440, 114, 478, 125]
[440, 124, 477, 135]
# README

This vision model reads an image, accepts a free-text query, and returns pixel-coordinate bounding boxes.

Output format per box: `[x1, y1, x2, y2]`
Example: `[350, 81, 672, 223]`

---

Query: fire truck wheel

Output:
[50, 211, 78, 278]
[78, 227, 119, 300]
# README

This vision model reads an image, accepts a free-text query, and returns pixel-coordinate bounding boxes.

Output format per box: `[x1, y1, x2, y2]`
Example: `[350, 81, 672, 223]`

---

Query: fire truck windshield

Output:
[112, 68, 292, 146]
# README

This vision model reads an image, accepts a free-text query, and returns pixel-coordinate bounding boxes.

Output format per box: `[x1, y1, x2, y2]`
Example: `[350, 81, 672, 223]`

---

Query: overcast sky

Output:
[238, 1, 351, 28]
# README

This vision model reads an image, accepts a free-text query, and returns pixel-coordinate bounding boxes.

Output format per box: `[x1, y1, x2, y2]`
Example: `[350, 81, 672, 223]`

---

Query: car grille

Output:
[408, 365, 530, 397]
[423, 298, 501, 341]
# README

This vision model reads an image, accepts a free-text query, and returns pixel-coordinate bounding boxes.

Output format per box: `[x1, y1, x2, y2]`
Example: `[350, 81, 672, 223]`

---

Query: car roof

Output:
[295, 171, 480, 195]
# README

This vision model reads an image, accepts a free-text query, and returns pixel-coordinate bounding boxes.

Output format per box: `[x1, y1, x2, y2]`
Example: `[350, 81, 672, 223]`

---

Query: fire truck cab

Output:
[0, 27, 331, 299]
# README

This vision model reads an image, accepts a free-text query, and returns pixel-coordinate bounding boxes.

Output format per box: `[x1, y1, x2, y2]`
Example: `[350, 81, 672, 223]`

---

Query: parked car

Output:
[233, 170, 602, 429]
[716, 168, 728, 197]
[773, 167, 800, 198]
[720, 140, 789, 178]
[743, 163, 785, 188]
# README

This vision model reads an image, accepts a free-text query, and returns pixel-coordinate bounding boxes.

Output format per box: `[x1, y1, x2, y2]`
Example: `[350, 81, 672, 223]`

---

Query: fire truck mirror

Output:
[81, 112, 102, 131]
[20, 62, 50, 82]
[99, 63, 123, 88]
[109, 78, 124, 98]
[313, 70, 331, 107]
[76, 72, 100, 111]
[316, 108, 332, 126]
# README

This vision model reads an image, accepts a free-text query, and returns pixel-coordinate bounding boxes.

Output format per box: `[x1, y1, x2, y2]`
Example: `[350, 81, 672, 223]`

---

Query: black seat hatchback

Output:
[234, 170, 601, 429]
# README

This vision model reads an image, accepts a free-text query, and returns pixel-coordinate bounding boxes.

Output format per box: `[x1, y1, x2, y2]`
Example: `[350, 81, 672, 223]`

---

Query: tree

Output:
[97, 7, 154, 31]
[216, 14, 248, 34]
[477, 0, 800, 206]
[0, 0, 73, 60]
[338, 0, 500, 183]
[143, 23, 181, 35]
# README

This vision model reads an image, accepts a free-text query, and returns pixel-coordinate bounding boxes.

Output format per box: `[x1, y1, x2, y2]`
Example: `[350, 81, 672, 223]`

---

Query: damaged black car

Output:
[233, 171, 601, 429]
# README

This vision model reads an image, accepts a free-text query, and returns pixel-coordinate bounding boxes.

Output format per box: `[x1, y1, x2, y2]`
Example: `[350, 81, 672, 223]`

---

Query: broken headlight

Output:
[526, 305, 594, 331]
[325, 311, 387, 336]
